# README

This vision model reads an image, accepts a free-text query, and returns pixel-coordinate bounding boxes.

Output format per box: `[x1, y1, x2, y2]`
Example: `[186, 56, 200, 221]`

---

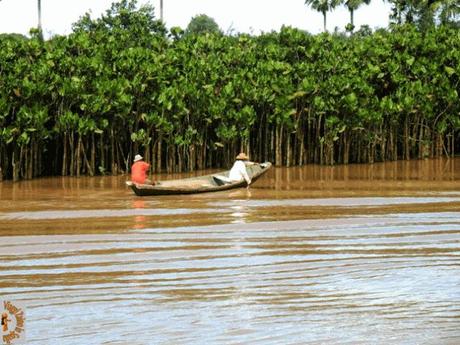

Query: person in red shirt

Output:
[131, 154, 152, 184]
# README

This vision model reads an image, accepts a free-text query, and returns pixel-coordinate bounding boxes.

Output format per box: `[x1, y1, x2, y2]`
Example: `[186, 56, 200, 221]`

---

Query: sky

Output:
[0, 0, 392, 38]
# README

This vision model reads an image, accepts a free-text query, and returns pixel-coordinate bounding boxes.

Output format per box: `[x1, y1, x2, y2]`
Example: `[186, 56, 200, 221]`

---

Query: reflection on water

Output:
[0, 158, 459, 344]
[132, 199, 147, 230]
[0, 207, 223, 220]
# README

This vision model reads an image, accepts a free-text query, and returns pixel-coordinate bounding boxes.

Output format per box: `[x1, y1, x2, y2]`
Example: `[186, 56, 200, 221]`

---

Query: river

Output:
[0, 158, 459, 344]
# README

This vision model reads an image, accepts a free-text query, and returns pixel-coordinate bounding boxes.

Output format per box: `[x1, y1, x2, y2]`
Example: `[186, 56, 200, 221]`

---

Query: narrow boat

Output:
[126, 162, 272, 196]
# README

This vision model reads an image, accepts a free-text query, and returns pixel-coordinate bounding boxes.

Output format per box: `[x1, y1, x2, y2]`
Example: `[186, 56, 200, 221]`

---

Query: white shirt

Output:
[229, 160, 251, 184]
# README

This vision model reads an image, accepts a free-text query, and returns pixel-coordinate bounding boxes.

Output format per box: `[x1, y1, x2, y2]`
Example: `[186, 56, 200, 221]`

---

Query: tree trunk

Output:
[156, 139, 162, 173]
[37, 0, 43, 33]
[286, 133, 292, 167]
[189, 144, 195, 172]
[100, 132, 105, 174]
[160, 0, 164, 20]
[299, 131, 305, 165]
[322, 11, 327, 32]
[111, 128, 116, 175]
[404, 117, 410, 160]
[343, 131, 350, 164]
[91, 133, 96, 175]
[76, 135, 82, 177]
[81, 139, 94, 176]
[12, 149, 19, 182]
[27, 139, 33, 179]
[34, 138, 40, 177]
[350, 9, 354, 28]
[0, 147, 3, 181]
[70, 131, 75, 176]
[62, 133, 67, 176]
[275, 124, 283, 166]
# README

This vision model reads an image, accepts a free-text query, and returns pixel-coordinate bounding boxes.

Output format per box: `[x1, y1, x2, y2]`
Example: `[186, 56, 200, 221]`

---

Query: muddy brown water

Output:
[1, 158, 459, 344]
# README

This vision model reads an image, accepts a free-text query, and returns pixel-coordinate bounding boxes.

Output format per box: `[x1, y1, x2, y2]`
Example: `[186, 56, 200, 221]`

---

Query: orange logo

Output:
[1, 301, 25, 345]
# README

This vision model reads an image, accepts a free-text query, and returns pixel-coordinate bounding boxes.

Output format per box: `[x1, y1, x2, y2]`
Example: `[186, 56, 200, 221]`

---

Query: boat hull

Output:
[126, 162, 272, 196]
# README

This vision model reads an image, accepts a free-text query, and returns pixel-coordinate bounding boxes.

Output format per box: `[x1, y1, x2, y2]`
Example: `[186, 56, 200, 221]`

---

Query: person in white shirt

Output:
[214, 152, 254, 187]
[228, 152, 252, 185]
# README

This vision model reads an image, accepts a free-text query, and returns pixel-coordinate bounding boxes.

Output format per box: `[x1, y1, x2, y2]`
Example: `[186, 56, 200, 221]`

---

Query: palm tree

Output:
[343, 0, 371, 30]
[305, 0, 342, 31]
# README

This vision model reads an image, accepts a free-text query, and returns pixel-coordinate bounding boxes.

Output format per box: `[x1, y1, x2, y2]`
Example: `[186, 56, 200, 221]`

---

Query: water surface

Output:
[1, 158, 459, 344]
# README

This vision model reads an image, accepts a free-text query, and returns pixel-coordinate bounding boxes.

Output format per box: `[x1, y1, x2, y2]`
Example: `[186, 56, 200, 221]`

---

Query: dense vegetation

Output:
[0, 1, 459, 181]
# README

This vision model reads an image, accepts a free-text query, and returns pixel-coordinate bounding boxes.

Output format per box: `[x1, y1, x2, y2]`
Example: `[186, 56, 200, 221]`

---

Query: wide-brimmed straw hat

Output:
[134, 154, 143, 162]
[236, 152, 249, 160]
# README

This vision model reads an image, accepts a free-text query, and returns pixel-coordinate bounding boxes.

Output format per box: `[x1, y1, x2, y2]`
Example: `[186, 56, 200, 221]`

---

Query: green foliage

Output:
[185, 14, 221, 36]
[0, 0, 459, 179]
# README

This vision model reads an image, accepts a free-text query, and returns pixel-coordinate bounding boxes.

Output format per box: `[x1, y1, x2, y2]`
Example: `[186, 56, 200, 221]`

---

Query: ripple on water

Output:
[1, 159, 460, 344]
[1, 212, 459, 345]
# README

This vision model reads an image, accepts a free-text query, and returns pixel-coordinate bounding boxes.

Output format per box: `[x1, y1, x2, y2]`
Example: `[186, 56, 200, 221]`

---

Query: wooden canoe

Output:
[126, 162, 272, 196]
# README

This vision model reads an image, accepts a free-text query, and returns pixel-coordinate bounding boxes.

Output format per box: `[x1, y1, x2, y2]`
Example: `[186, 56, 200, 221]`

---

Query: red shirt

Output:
[131, 161, 150, 184]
